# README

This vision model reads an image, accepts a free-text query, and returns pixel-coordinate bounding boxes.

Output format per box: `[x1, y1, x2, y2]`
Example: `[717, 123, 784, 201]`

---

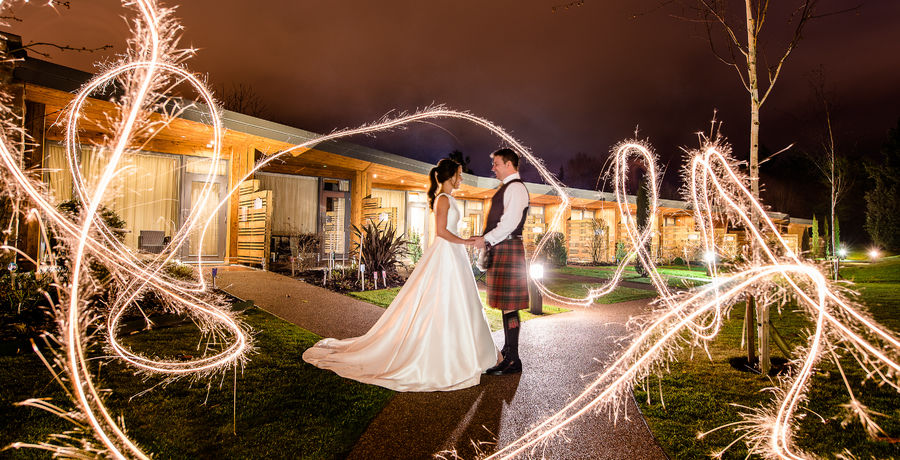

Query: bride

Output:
[302, 158, 499, 391]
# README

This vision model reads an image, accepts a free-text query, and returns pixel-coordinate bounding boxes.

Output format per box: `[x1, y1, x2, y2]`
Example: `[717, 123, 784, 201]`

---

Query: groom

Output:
[474, 148, 530, 376]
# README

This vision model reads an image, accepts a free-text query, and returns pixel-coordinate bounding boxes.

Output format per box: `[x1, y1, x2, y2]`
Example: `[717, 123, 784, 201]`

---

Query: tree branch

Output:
[551, 0, 585, 13]
[14, 42, 113, 58]
[759, 0, 817, 106]
[697, 0, 751, 92]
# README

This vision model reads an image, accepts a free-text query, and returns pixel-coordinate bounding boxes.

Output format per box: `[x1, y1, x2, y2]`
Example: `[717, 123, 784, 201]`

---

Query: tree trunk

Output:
[831, 155, 839, 280]
[745, 1, 770, 375]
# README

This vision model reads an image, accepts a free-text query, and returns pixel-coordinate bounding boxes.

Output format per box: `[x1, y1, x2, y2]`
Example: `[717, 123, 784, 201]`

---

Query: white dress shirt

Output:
[484, 173, 530, 246]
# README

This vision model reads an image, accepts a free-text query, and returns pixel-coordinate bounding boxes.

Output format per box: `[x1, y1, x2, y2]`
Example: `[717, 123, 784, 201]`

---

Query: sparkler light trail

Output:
[0, 0, 896, 459]
[483, 134, 900, 459]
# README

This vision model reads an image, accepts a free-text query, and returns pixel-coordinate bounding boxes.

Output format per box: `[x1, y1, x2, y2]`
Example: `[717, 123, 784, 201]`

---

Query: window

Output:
[44, 142, 179, 250]
[257, 173, 318, 234]
[323, 179, 349, 192]
[371, 189, 407, 232]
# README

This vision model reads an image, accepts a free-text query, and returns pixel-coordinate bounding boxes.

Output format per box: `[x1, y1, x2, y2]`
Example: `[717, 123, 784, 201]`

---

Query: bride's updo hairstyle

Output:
[427, 158, 461, 209]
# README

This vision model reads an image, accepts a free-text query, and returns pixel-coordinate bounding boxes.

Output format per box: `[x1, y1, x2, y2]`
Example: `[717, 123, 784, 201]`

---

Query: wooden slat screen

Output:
[237, 179, 272, 268]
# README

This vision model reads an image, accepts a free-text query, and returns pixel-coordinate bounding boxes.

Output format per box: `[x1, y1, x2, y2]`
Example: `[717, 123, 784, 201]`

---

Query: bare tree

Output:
[690, 0, 823, 375]
[807, 70, 853, 279]
[217, 83, 269, 119]
[694, 0, 826, 199]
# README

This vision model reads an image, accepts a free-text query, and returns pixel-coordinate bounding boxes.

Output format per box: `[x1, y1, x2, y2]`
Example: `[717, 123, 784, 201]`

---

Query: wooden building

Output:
[7, 45, 812, 269]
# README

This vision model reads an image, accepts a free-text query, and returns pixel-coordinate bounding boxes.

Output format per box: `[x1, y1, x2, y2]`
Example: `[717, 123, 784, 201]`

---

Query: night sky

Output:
[8, 1, 900, 237]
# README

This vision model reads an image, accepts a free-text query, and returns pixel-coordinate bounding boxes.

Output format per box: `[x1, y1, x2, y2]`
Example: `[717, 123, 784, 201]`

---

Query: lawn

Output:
[348, 288, 570, 332]
[559, 264, 711, 288]
[0, 303, 392, 459]
[542, 280, 658, 304]
[839, 255, 900, 283]
[635, 258, 900, 459]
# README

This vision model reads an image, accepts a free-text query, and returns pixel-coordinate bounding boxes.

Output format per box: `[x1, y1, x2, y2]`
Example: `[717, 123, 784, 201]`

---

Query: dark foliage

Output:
[295, 267, 406, 293]
[56, 199, 127, 240]
[564, 151, 605, 190]
[0, 200, 128, 342]
[635, 175, 651, 276]
[865, 119, 900, 251]
[536, 231, 567, 267]
[0, 269, 56, 344]
[448, 150, 474, 174]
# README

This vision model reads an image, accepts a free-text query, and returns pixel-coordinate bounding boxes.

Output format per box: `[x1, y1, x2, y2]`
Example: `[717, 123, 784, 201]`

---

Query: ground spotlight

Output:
[530, 262, 544, 280]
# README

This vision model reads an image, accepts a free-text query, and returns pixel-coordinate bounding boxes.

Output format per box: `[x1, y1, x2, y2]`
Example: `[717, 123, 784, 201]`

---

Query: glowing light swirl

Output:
[2, 1, 896, 459]
[484, 138, 899, 459]
[1, 1, 248, 457]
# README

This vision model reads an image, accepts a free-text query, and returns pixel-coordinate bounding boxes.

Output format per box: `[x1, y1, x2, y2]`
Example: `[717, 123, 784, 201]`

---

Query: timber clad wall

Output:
[567, 219, 597, 263]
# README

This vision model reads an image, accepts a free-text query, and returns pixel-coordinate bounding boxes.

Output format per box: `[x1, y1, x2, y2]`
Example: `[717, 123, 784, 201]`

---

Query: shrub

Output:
[351, 221, 408, 274]
[50, 199, 128, 282]
[56, 199, 127, 241]
[0, 269, 56, 342]
[407, 232, 423, 264]
[536, 231, 567, 267]
[164, 261, 195, 281]
[0, 269, 52, 315]
[291, 233, 321, 270]
[590, 219, 608, 264]
[615, 241, 627, 263]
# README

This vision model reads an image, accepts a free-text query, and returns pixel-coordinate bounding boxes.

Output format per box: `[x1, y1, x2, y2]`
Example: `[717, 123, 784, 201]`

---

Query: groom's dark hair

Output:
[491, 148, 519, 170]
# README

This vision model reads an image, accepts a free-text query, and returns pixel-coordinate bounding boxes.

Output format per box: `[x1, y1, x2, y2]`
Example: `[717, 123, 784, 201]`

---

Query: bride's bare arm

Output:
[434, 195, 471, 245]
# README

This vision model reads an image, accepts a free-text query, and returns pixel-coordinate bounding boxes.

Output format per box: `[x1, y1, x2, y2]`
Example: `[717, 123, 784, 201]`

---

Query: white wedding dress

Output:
[302, 193, 498, 391]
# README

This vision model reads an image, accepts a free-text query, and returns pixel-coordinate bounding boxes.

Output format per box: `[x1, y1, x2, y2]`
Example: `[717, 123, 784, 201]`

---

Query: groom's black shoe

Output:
[485, 358, 522, 376]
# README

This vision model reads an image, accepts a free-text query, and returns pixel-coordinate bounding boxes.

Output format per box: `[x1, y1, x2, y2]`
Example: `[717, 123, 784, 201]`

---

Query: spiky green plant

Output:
[351, 220, 408, 274]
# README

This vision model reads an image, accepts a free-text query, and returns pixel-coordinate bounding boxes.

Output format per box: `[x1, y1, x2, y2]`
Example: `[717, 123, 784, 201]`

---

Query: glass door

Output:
[181, 172, 228, 262]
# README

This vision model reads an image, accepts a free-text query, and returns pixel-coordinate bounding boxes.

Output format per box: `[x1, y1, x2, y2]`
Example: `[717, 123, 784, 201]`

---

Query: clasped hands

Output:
[465, 236, 486, 250]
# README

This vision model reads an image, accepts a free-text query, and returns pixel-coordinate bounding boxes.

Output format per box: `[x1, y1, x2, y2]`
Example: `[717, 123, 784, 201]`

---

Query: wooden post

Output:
[351, 167, 372, 254]
[19, 101, 45, 270]
[227, 145, 256, 264]
[746, 296, 757, 366]
[758, 300, 770, 375]
[1, 33, 28, 268]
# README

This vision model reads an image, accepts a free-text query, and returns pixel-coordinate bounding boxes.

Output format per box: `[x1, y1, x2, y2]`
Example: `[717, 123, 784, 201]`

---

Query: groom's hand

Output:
[473, 236, 486, 250]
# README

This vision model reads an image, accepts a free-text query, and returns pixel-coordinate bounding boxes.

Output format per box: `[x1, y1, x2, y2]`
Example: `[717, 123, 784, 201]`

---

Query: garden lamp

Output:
[528, 263, 544, 315]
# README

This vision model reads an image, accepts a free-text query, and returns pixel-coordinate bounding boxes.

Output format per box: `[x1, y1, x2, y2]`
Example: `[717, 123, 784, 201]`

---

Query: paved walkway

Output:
[213, 267, 667, 460]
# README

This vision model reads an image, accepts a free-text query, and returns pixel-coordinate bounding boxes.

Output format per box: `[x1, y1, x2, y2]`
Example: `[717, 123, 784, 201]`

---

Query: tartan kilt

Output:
[486, 239, 529, 311]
